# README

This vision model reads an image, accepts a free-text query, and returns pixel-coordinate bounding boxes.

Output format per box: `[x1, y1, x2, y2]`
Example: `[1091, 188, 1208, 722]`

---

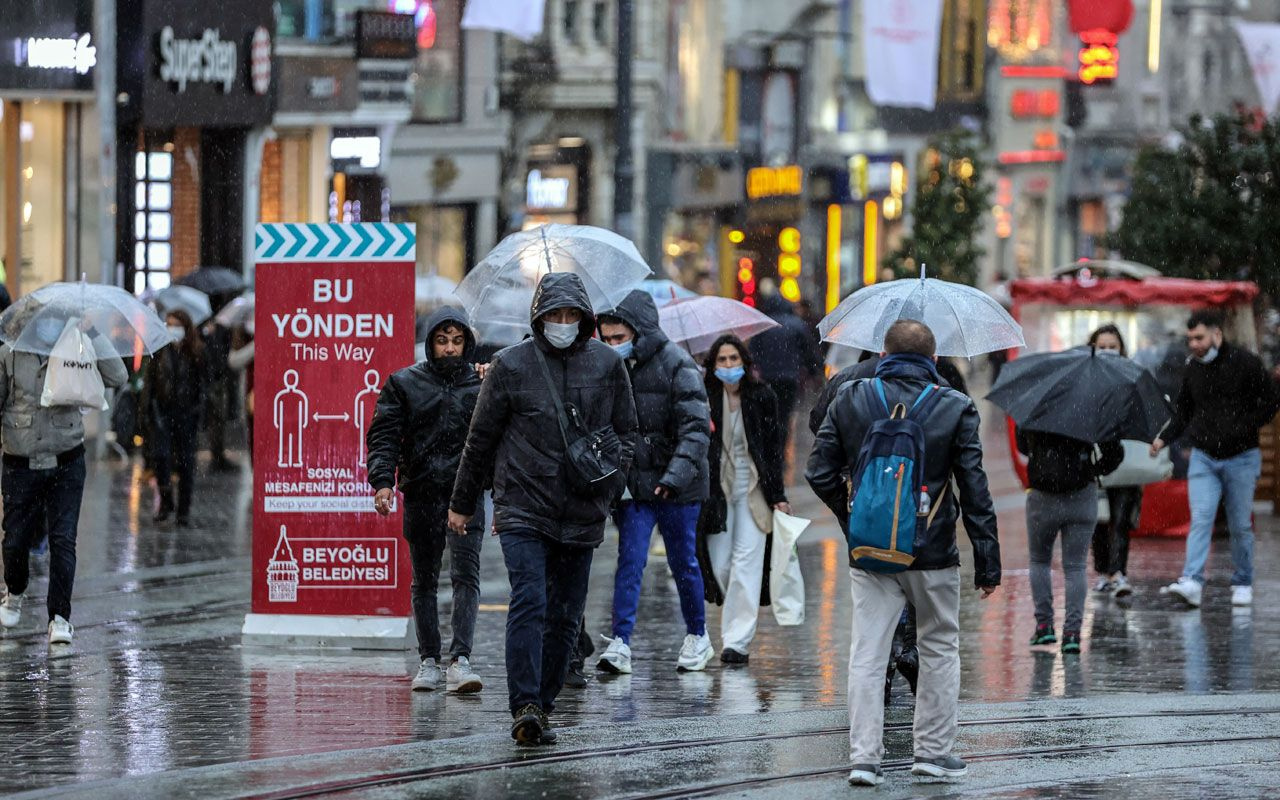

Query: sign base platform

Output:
[241, 613, 415, 651]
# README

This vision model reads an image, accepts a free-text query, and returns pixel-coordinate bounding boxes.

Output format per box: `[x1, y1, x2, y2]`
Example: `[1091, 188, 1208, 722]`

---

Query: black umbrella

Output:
[985, 346, 1173, 444]
[177, 266, 246, 296]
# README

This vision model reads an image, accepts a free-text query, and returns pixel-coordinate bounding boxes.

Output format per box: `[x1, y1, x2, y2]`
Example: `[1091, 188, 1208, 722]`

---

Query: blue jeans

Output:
[611, 501, 706, 644]
[499, 528, 594, 716]
[1183, 448, 1260, 586]
[1, 453, 87, 621]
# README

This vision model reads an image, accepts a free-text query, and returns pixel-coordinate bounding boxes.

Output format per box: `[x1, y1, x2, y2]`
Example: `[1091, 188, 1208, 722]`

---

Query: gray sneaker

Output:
[848, 764, 884, 786]
[912, 755, 968, 779]
[0, 591, 22, 628]
[446, 656, 483, 693]
[411, 658, 442, 691]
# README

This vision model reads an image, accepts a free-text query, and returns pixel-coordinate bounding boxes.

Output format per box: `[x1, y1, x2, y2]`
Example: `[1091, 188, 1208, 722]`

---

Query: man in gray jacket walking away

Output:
[0, 309, 128, 644]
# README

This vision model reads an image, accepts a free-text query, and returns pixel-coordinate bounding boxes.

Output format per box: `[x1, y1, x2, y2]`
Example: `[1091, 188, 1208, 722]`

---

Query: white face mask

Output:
[168, 325, 186, 342]
[542, 321, 579, 349]
[1196, 345, 1219, 364]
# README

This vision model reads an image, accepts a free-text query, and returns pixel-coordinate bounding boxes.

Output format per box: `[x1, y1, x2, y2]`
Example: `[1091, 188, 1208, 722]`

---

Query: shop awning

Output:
[1011, 277, 1259, 308]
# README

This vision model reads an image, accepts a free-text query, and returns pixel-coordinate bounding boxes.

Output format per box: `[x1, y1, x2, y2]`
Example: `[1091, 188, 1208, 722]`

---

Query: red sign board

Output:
[251, 223, 416, 617]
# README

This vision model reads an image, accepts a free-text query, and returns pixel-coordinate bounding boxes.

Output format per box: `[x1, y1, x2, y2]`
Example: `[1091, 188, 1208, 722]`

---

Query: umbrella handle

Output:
[919, 263, 926, 281]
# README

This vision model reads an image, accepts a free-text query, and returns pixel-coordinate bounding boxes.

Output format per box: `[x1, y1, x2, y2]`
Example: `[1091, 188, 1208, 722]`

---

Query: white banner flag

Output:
[862, 0, 945, 110]
[462, 0, 546, 42]
[1234, 21, 1280, 114]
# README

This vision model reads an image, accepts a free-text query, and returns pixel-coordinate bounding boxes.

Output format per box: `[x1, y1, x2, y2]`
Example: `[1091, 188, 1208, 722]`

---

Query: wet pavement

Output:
[4, 390, 1280, 797]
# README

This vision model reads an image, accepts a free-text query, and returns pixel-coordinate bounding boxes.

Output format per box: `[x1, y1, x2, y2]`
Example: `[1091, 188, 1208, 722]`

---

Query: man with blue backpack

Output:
[806, 320, 1000, 787]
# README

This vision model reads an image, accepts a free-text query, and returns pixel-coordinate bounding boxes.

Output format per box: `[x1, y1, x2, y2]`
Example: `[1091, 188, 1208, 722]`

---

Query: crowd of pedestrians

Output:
[2, 259, 1274, 788]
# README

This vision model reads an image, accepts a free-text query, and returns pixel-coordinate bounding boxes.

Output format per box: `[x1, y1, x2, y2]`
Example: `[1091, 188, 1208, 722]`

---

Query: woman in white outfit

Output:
[695, 335, 790, 664]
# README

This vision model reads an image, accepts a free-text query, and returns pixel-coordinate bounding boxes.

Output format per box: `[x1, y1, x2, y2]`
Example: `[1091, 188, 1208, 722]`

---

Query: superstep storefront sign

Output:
[246, 223, 414, 642]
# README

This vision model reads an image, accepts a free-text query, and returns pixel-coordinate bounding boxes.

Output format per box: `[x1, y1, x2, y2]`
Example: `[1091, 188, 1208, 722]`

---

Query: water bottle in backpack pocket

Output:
[846, 379, 945, 573]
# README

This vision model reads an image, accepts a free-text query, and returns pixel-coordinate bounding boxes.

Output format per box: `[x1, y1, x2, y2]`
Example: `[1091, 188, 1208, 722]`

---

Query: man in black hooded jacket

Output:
[367, 306, 485, 695]
[595, 289, 712, 674]
[449, 272, 637, 746]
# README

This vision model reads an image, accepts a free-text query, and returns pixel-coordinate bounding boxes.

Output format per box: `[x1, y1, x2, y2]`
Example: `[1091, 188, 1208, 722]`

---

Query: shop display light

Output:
[738, 256, 756, 306]
[777, 227, 801, 302]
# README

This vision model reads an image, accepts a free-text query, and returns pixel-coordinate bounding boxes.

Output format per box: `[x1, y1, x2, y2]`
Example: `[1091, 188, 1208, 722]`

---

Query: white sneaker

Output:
[1232, 586, 1253, 606]
[446, 656, 483, 693]
[596, 635, 632, 674]
[676, 633, 715, 672]
[1111, 574, 1133, 598]
[411, 658, 442, 691]
[1160, 577, 1202, 608]
[48, 615, 73, 645]
[0, 591, 22, 628]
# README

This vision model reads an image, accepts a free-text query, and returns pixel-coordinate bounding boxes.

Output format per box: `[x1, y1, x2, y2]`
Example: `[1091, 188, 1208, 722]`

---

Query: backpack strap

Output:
[906, 384, 945, 423]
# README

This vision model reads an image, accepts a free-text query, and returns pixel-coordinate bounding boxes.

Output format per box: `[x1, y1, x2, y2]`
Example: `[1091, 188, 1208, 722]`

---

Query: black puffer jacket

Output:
[366, 307, 482, 503]
[805, 361, 1001, 587]
[603, 290, 710, 503]
[450, 273, 638, 547]
[808, 354, 966, 435]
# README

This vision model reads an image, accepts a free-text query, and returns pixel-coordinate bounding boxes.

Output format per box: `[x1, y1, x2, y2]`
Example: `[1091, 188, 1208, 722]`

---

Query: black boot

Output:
[153, 492, 174, 523]
[895, 646, 920, 696]
[511, 704, 547, 746]
[564, 659, 588, 689]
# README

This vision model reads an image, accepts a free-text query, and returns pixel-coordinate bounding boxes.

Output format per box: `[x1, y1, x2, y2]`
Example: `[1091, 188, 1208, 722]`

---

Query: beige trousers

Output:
[846, 567, 960, 765]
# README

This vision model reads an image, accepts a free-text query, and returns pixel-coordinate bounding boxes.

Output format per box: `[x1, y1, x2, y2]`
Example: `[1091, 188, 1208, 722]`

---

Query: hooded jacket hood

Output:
[530, 272, 595, 346]
[603, 289, 669, 363]
[421, 305, 476, 365]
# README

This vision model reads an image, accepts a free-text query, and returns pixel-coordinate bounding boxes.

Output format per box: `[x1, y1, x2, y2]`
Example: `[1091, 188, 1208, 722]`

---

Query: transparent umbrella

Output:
[177, 266, 246, 295]
[0, 281, 171, 360]
[659, 296, 778, 356]
[818, 267, 1024, 357]
[415, 274, 461, 308]
[457, 224, 652, 338]
[155, 285, 213, 325]
[638, 279, 698, 307]
[215, 293, 255, 333]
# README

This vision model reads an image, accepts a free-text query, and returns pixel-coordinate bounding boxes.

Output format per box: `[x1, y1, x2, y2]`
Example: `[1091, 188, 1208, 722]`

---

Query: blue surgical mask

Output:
[610, 340, 634, 359]
[715, 366, 745, 385]
[542, 321, 579, 349]
[1196, 346, 1220, 364]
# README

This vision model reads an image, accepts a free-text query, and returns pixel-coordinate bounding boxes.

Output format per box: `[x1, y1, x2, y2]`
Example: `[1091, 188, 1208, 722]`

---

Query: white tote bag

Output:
[40, 320, 108, 411]
[769, 509, 811, 626]
[1099, 440, 1172, 488]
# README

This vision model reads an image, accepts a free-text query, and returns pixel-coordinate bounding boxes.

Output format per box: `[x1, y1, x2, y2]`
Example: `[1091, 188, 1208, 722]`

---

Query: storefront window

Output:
[661, 213, 717, 291]
[134, 143, 174, 292]
[400, 0, 463, 122]
[16, 102, 66, 292]
[391, 203, 473, 281]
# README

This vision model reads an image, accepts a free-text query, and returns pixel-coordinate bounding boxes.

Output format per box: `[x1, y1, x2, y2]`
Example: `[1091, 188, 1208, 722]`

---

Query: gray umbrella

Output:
[818, 267, 1024, 357]
[177, 266, 246, 296]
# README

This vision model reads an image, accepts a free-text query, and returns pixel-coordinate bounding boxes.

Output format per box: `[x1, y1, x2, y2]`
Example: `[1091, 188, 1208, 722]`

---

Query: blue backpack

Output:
[847, 378, 946, 573]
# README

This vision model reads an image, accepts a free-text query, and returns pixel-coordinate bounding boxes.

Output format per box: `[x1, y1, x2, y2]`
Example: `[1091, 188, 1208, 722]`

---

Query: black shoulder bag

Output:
[533, 347, 624, 496]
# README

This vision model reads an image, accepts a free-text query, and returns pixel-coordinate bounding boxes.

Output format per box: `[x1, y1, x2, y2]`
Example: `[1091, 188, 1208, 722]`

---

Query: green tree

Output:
[885, 131, 992, 286]
[1112, 110, 1280, 296]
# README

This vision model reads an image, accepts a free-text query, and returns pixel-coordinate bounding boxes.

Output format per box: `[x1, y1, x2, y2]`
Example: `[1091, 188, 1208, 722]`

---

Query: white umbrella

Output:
[215, 293, 255, 334]
[658, 295, 779, 355]
[457, 224, 652, 342]
[0, 280, 171, 359]
[819, 267, 1024, 357]
[155, 285, 213, 325]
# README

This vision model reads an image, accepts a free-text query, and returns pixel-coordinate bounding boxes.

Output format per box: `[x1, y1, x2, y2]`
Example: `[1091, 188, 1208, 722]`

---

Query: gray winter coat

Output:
[602, 290, 710, 504]
[0, 342, 128, 460]
[450, 273, 638, 547]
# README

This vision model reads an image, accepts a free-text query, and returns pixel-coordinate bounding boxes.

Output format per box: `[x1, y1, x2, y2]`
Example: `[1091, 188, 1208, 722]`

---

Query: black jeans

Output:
[404, 495, 483, 662]
[205, 375, 229, 461]
[1, 453, 87, 621]
[154, 416, 198, 517]
[1092, 487, 1143, 576]
[500, 528, 594, 715]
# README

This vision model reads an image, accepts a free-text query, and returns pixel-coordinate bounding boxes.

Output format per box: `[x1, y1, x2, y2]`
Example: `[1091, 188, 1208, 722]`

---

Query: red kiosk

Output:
[1005, 262, 1260, 537]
